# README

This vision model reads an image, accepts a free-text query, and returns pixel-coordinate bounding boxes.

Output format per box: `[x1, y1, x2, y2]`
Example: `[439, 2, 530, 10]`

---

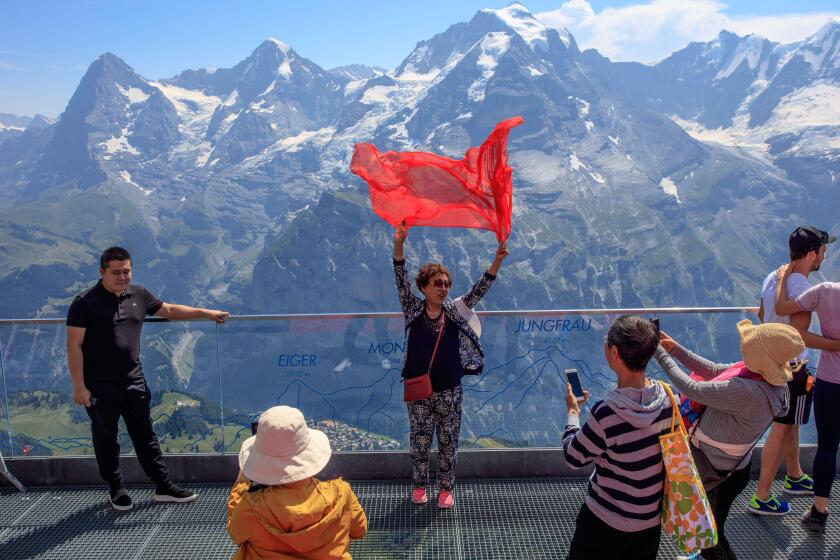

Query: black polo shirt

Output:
[66, 281, 163, 385]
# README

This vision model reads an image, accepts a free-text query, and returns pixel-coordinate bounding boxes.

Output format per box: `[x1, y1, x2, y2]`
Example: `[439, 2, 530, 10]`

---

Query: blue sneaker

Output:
[747, 494, 790, 516]
[784, 474, 814, 495]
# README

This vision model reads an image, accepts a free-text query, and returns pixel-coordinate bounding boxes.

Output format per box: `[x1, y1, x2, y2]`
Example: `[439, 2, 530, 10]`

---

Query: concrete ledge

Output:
[1, 445, 831, 487]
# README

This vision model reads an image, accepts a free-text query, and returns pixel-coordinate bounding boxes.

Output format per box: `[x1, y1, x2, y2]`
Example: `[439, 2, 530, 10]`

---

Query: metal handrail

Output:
[0, 306, 759, 325]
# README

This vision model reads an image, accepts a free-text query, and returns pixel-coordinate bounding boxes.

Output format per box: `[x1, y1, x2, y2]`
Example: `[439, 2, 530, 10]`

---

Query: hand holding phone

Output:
[565, 368, 586, 403]
[650, 316, 660, 334]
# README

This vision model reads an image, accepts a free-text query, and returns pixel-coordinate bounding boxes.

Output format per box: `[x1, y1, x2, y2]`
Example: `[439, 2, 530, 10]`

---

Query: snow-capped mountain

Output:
[585, 21, 840, 196]
[0, 113, 33, 144]
[328, 64, 386, 81]
[0, 3, 837, 401]
[164, 39, 349, 165]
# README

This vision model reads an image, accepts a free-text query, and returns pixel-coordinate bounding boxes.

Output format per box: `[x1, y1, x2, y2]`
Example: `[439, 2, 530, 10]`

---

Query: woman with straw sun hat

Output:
[227, 406, 367, 560]
[655, 320, 804, 560]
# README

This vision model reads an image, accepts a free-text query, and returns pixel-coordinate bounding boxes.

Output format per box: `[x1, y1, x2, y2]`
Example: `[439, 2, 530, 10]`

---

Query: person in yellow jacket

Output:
[227, 406, 367, 559]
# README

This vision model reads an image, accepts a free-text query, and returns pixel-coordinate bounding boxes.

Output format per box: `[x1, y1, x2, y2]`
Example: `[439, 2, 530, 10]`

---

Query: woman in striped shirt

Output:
[563, 315, 672, 560]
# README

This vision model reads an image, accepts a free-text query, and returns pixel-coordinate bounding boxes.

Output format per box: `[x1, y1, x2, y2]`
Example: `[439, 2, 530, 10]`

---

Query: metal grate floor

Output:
[1, 478, 838, 559]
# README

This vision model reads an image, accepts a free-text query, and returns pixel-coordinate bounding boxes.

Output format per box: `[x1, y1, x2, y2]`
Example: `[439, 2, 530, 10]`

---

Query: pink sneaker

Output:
[411, 488, 428, 504]
[437, 490, 454, 509]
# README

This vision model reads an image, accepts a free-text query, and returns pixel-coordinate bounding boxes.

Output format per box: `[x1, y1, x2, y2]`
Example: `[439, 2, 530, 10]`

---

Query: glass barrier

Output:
[0, 322, 77, 458]
[217, 310, 821, 451]
[0, 320, 222, 457]
[1, 309, 822, 458]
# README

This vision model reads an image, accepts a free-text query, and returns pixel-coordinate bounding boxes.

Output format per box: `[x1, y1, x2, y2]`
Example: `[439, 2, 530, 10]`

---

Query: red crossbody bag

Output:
[403, 313, 445, 402]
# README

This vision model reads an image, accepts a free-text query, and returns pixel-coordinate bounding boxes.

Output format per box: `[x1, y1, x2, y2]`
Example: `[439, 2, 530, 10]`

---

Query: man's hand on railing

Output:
[206, 310, 230, 324]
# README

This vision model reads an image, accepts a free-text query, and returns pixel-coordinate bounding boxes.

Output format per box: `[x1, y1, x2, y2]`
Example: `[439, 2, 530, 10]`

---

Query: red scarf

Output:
[350, 116, 523, 242]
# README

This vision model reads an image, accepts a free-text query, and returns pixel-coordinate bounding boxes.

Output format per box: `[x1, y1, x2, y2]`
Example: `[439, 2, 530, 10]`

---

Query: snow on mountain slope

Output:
[148, 81, 223, 166]
[485, 3, 549, 49]
[714, 34, 769, 81]
[672, 80, 840, 157]
[468, 32, 513, 102]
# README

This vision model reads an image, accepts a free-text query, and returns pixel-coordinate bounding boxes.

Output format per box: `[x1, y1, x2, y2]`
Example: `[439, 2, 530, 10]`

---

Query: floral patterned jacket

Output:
[393, 258, 496, 375]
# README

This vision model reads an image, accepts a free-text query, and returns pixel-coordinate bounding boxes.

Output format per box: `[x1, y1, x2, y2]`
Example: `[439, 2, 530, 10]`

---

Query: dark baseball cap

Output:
[789, 225, 837, 254]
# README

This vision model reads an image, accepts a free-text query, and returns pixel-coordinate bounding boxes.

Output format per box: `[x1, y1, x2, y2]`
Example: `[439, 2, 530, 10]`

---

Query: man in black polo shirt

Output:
[66, 247, 229, 511]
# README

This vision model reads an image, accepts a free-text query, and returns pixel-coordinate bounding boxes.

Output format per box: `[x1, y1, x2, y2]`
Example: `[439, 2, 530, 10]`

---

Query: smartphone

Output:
[650, 316, 660, 334]
[565, 368, 585, 402]
[250, 419, 259, 436]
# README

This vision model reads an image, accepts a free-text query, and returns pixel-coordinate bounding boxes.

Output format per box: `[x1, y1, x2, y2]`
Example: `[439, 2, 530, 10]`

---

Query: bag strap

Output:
[425, 312, 446, 375]
[658, 380, 682, 434]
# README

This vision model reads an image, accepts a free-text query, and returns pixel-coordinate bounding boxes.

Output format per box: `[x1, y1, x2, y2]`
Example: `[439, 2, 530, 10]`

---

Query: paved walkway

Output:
[1, 478, 837, 559]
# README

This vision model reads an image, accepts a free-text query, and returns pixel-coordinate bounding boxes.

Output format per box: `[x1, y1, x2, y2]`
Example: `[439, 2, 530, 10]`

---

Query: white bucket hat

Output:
[238, 406, 332, 486]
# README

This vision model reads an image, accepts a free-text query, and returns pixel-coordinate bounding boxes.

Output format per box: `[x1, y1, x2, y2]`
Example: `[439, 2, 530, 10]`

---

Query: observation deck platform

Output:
[2, 308, 838, 558]
[1, 476, 838, 559]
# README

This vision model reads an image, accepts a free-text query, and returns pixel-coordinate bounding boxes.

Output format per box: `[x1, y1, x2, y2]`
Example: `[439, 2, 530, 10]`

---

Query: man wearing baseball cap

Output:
[749, 226, 838, 516]
[774, 228, 840, 532]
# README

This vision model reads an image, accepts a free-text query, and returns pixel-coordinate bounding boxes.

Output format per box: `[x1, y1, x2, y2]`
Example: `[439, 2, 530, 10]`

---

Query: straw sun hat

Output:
[737, 319, 805, 386]
[239, 406, 332, 486]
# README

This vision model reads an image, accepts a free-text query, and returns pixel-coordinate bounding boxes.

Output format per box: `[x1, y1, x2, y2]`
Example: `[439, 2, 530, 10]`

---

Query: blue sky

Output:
[2, 1, 839, 117]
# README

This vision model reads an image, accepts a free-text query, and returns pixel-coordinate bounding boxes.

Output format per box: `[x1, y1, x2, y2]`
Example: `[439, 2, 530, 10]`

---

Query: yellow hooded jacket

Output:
[227, 476, 368, 560]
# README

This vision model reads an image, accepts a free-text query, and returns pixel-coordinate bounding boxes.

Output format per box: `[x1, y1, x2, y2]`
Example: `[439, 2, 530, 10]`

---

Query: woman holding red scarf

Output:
[392, 221, 507, 509]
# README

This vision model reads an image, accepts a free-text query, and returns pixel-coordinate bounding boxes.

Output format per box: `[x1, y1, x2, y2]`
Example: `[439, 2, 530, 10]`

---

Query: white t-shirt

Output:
[760, 270, 811, 360]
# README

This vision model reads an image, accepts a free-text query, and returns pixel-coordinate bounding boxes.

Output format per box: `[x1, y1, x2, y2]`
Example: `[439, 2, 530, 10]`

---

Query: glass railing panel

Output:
[0, 323, 13, 458]
[0, 322, 74, 457]
[218, 316, 408, 453]
[2, 308, 820, 458]
[217, 308, 814, 452]
[139, 320, 224, 454]
[459, 311, 741, 447]
[1, 320, 223, 457]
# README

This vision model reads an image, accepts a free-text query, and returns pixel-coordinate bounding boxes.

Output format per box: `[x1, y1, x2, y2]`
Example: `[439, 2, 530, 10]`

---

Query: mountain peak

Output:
[806, 19, 840, 46]
[481, 2, 552, 49]
[26, 114, 56, 131]
[96, 51, 131, 68]
[262, 37, 291, 54]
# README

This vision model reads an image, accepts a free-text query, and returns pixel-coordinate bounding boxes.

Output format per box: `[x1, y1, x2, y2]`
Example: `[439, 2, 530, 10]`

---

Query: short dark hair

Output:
[789, 227, 824, 260]
[790, 247, 817, 261]
[606, 315, 659, 372]
[790, 249, 817, 261]
[100, 247, 131, 269]
[415, 263, 451, 291]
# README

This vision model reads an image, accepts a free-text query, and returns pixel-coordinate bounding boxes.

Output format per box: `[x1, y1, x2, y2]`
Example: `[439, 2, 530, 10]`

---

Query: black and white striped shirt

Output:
[563, 390, 673, 532]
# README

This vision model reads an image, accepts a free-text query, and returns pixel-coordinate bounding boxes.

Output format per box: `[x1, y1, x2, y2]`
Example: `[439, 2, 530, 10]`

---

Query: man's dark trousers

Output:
[85, 380, 169, 488]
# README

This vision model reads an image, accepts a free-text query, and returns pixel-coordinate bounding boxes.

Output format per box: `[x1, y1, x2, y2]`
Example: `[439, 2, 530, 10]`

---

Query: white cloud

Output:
[536, 0, 840, 63]
[725, 13, 840, 44]
[0, 60, 17, 70]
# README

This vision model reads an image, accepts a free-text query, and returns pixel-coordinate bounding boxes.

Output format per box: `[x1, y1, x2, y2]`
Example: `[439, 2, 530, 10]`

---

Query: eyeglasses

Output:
[432, 279, 451, 289]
